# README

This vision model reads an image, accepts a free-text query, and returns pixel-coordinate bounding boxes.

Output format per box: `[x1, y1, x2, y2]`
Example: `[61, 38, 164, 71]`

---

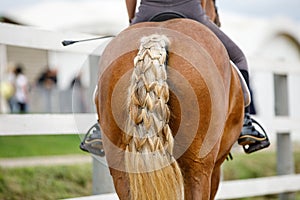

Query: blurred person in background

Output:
[37, 68, 57, 89]
[14, 64, 29, 113]
[36, 67, 58, 112]
[0, 65, 16, 113]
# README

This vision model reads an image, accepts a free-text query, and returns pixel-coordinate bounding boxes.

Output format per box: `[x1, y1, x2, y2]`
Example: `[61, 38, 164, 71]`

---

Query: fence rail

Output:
[217, 174, 300, 199]
[0, 113, 96, 135]
[65, 174, 300, 200]
[0, 22, 102, 55]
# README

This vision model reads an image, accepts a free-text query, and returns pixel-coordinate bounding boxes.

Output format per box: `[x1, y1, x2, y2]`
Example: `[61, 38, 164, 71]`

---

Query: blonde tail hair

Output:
[123, 34, 184, 200]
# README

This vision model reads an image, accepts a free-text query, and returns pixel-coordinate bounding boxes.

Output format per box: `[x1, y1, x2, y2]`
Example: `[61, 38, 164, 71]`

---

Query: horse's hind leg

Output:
[183, 171, 212, 200]
[210, 165, 221, 199]
[190, 163, 215, 200]
[180, 150, 218, 199]
[109, 168, 130, 200]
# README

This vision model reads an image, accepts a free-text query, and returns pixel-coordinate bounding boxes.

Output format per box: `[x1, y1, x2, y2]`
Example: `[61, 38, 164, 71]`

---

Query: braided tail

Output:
[123, 34, 184, 200]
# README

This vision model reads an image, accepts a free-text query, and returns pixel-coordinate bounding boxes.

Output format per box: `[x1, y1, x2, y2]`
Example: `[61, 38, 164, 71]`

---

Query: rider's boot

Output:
[238, 110, 270, 153]
[237, 70, 270, 153]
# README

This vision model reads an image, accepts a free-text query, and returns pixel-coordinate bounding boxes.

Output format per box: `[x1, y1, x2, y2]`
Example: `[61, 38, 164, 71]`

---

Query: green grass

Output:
[0, 135, 85, 158]
[222, 151, 300, 200]
[223, 151, 276, 180]
[223, 151, 300, 180]
[0, 152, 299, 200]
[0, 164, 92, 200]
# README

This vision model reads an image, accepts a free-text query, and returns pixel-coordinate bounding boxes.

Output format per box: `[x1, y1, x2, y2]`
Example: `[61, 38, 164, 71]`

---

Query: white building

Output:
[220, 14, 300, 142]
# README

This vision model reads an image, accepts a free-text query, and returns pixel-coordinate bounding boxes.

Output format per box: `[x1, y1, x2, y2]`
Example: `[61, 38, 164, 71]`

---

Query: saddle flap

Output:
[230, 61, 251, 107]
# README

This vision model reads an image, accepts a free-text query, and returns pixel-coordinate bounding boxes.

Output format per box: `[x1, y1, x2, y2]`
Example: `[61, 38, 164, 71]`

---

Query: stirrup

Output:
[80, 123, 105, 157]
[242, 118, 270, 154]
[243, 140, 270, 154]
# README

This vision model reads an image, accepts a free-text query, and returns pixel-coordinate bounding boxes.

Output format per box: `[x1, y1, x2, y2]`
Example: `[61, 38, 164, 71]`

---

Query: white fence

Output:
[0, 23, 300, 199]
[66, 174, 300, 200]
[1, 114, 300, 199]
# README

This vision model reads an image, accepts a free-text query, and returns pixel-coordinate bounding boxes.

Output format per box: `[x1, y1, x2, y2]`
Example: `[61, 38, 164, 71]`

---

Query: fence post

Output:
[277, 132, 295, 200]
[0, 44, 8, 114]
[88, 55, 100, 113]
[92, 156, 115, 195]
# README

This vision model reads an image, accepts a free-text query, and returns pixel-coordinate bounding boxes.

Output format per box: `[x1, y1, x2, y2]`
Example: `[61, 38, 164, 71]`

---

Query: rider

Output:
[125, 0, 270, 153]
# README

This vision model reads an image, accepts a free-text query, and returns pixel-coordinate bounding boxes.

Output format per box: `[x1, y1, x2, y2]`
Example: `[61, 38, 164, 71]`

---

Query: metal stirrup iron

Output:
[243, 118, 270, 154]
[80, 123, 105, 157]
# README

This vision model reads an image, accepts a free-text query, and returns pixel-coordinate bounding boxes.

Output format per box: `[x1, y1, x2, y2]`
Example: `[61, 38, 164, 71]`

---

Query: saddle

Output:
[149, 11, 186, 22]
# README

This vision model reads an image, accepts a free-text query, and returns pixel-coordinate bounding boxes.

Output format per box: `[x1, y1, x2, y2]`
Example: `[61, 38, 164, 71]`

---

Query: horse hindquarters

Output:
[96, 18, 244, 200]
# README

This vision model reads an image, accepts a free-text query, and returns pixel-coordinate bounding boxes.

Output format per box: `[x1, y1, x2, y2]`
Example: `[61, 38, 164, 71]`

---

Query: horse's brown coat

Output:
[95, 18, 244, 199]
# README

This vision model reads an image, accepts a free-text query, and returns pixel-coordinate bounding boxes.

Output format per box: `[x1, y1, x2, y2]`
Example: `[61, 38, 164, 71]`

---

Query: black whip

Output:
[62, 35, 115, 46]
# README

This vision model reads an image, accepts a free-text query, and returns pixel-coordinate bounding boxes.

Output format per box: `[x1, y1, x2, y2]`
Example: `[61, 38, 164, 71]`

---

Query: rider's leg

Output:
[196, 17, 270, 151]
[237, 70, 270, 150]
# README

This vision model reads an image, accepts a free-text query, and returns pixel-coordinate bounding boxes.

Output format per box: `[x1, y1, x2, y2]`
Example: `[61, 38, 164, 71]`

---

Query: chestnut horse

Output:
[95, 18, 244, 200]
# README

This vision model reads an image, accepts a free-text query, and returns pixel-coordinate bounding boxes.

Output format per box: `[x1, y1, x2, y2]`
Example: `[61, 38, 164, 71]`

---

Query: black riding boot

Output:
[238, 70, 270, 153]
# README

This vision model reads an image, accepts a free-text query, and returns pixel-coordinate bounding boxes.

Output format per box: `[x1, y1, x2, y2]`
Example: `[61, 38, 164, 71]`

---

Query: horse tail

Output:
[123, 34, 184, 200]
